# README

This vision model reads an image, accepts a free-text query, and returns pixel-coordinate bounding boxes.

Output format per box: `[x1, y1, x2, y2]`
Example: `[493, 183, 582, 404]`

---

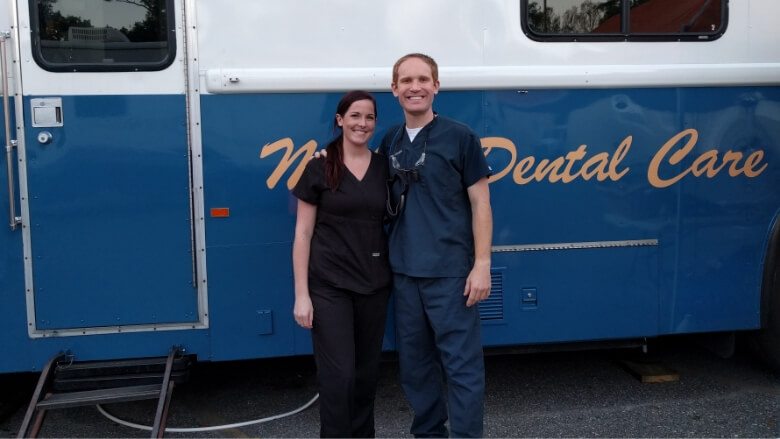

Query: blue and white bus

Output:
[1, 0, 778, 381]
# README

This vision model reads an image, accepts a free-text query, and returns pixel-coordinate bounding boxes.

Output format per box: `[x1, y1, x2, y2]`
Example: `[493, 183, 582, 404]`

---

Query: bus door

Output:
[17, 0, 205, 334]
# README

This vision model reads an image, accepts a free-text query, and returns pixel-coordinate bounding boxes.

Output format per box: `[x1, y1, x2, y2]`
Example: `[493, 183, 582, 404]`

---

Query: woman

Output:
[292, 90, 391, 438]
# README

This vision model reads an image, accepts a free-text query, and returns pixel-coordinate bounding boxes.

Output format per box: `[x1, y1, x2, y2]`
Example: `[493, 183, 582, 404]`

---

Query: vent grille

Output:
[479, 271, 504, 321]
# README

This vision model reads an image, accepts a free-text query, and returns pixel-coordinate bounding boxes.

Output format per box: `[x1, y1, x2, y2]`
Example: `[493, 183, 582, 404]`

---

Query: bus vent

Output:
[479, 272, 504, 321]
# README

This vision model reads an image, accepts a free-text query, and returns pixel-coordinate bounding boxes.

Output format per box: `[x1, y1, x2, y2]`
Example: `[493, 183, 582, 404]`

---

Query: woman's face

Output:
[336, 99, 376, 148]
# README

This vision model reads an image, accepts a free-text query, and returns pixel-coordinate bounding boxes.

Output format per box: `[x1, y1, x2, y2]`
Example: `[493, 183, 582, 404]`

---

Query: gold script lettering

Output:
[481, 137, 516, 182]
[512, 156, 536, 184]
[648, 129, 697, 188]
[744, 151, 768, 177]
[259, 138, 318, 189]
[260, 131, 767, 190]
[516, 138, 630, 184]
[648, 129, 768, 188]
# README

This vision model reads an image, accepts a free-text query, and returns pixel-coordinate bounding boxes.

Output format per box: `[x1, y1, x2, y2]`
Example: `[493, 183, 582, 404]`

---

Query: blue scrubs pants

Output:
[393, 274, 485, 438]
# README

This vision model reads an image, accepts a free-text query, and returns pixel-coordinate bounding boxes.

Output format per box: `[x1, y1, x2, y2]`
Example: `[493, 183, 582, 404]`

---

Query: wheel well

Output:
[749, 212, 780, 372]
[760, 213, 780, 328]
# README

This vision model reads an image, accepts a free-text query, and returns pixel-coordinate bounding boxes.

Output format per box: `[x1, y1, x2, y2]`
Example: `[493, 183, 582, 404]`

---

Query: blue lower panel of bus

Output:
[197, 86, 776, 358]
[485, 244, 659, 345]
[1, 86, 778, 373]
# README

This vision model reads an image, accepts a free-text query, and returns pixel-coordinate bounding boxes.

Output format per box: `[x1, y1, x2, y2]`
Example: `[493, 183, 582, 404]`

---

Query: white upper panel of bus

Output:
[197, 0, 780, 93]
[13, 0, 187, 95]
[8, 0, 780, 95]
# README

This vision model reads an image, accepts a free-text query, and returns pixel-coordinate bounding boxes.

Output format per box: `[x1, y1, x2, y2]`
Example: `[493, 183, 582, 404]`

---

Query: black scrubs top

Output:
[293, 153, 391, 294]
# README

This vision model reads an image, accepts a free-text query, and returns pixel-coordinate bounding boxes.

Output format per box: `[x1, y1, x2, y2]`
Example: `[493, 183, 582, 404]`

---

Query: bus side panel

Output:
[485, 246, 659, 345]
[199, 92, 408, 360]
[482, 88, 677, 343]
[201, 93, 326, 360]
[201, 89, 666, 357]
[0, 97, 33, 372]
[667, 87, 780, 334]
[483, 86, 779, 340]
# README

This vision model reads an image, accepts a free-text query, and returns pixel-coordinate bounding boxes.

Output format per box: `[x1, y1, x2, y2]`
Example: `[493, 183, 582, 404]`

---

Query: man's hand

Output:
[313, 149, 328, 159]
[464, 262, 491, 307]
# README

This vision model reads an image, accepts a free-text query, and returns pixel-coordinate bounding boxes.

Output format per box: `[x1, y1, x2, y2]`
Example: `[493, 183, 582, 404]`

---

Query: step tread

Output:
[37, 384, 163, 409]
[54, 356, 190, 379]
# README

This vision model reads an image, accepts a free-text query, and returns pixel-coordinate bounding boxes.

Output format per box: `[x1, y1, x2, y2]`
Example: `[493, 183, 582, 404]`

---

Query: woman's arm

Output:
[292, 199, 318, 328]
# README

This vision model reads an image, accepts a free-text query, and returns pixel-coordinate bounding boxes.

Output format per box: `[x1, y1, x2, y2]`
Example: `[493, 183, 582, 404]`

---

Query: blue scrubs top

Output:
[379, 115, 491, 278]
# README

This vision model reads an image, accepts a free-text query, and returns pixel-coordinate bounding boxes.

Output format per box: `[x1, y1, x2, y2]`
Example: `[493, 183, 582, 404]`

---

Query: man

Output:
[380, 53, 493, 438]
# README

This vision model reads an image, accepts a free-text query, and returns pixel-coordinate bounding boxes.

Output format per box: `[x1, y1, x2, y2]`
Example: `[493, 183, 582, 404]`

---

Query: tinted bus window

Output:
[523, 0, 726, 41]
[527, 0, 621, 34]
[30, 0, 176, 72]
[629, 0, 722, 34]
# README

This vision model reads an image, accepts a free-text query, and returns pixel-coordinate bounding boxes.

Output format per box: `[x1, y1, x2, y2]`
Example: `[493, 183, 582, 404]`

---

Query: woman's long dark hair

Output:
[325, 90, 377, 191]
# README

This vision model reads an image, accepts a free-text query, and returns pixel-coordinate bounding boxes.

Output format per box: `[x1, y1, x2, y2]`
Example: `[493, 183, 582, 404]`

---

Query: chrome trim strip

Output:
[0, 31, 20, 230]
[204, 64, 780, 94]
[30, 322, 208, 338]
[183, 0, 209, 328]
[492, 239, 659, 253]
[11, 0, 40, 338]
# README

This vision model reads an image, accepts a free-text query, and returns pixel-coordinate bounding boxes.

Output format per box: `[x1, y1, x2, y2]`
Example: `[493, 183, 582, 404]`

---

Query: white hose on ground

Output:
[96, 393, 319, 433]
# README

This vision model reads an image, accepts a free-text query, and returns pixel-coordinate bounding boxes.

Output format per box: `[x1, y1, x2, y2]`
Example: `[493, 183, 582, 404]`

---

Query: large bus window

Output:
[30, 0, 176, 72]
[523, 0, 726, 41]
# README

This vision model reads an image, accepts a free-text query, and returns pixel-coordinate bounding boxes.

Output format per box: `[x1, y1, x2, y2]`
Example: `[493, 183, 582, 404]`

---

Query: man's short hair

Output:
[392, 53, 439, 84]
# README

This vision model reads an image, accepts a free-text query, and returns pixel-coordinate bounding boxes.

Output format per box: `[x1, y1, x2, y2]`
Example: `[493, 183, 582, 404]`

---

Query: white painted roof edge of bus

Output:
[204, 63, 780, 93]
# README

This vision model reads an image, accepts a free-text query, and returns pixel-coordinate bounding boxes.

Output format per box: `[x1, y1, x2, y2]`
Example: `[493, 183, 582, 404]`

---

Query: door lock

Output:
[37, 131, 53, 144]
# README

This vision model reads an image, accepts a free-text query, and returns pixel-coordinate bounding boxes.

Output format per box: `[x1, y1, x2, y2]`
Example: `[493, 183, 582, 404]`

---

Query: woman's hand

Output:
[293, 294, 314, 329]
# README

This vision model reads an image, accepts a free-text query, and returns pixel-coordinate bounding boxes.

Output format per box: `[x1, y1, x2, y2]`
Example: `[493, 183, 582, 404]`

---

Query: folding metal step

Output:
[17, 347, 186, 439]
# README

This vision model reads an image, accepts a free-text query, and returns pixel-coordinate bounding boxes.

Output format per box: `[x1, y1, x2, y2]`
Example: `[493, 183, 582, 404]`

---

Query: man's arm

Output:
[464, 177, 493, 307]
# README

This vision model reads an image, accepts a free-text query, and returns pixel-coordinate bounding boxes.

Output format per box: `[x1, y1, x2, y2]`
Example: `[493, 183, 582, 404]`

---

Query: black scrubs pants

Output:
[310, 283, 390, 438]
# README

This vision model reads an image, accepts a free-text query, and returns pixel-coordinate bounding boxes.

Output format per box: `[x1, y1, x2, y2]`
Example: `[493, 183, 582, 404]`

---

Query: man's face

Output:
[391, 57, 440, 117]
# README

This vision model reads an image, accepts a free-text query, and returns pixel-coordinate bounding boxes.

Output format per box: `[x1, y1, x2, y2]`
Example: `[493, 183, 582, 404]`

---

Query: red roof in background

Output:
[596, 0, 721, 33]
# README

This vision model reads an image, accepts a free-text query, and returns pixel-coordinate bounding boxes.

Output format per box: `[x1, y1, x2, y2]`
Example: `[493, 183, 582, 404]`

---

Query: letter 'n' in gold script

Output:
[260, 138, 318, 189]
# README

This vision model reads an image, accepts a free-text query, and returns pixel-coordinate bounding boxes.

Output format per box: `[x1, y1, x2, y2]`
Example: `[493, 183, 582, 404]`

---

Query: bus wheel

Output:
[749, 231, 780, 372]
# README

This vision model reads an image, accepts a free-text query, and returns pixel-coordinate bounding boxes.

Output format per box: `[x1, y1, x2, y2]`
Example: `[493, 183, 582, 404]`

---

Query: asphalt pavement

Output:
[1, 337, 779, 438]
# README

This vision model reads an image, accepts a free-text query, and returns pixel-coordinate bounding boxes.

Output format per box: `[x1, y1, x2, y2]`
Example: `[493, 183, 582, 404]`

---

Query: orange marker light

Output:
[210, 207, 230, 218]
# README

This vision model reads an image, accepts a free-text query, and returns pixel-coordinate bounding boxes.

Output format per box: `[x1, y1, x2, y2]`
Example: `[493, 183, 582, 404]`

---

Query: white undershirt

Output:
[406, 126, 423, 142]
